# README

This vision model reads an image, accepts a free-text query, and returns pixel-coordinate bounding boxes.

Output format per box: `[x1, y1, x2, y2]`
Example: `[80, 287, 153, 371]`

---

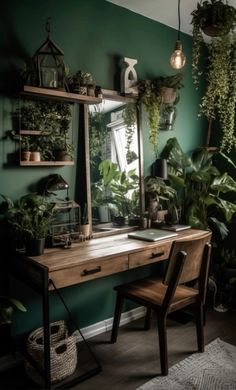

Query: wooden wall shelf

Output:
[21, 85, 103, 104]
[20, 130, 50, 135]
[20, 161, 74, 166]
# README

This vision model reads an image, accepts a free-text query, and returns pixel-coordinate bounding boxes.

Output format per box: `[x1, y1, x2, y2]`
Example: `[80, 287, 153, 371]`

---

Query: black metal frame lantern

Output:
[31, 19, 66, 90]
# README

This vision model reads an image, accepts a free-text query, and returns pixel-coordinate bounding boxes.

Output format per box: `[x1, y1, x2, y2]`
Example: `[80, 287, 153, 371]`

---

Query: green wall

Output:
[0, 0, 206, 336]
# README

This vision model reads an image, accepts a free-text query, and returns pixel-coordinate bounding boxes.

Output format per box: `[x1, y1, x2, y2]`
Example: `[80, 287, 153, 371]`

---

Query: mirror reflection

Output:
[89, 96, 142, 234]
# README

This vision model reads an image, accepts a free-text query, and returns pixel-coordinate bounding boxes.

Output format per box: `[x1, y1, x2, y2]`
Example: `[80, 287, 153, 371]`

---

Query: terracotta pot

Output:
[30, 151, 41, 162]
[161, 87, 176, 104]
[80, 224, 90, 238]
[22, 151, 31, 161]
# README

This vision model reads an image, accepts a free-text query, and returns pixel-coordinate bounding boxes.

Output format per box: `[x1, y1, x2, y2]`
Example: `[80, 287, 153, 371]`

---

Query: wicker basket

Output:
[25, 320, 77, 384]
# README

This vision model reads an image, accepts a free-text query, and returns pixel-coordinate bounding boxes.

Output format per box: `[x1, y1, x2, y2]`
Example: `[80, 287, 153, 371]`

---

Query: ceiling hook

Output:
[46, 17, 51, 37]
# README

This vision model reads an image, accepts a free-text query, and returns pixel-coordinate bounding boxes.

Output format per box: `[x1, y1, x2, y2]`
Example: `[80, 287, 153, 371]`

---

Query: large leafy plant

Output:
[2, 193, 54, 240]
[161, 138, 236, 239]
[92, 160, 139, 217]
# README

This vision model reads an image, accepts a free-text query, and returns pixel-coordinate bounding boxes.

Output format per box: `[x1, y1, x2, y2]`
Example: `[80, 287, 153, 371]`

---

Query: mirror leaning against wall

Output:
[88, 92, 144, 237]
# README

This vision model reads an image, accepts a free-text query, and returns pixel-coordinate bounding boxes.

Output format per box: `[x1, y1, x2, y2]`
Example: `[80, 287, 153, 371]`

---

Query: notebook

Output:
[160, 224, 191, 232]
[128, 229, 178, 242]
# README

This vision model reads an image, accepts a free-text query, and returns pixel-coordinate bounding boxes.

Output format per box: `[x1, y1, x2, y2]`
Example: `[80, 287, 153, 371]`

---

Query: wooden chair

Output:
[110, 232, 212, 375]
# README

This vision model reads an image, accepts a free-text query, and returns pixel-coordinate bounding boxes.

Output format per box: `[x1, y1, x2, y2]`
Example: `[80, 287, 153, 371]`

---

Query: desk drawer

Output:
[129, 243, 170, 269]
[50, 255, 129, 289]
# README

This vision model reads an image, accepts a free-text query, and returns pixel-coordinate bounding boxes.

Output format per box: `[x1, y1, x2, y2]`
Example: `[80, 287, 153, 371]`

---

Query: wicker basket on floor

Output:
[25, 320, 77, 384]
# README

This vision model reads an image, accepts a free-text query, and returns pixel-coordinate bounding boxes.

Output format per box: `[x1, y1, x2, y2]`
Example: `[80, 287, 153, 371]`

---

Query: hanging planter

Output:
[191, 1, 236, 86]
[193, 0, 236, 37]
[191, 1, 236, 152]
[138, 73, 183, 156]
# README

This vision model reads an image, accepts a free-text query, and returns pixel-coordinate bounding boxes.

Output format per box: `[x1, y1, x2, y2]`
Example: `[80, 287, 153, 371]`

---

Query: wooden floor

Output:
[71, 308, 236, 390]
[0, 308, 235, 389]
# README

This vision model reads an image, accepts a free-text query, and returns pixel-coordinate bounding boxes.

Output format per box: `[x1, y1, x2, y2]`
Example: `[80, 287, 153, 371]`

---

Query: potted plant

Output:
[3, 193, 54, 256]
[138, 73, 183, 156]
[191, 1, 236, 151]
[20, 136, 31, 161]
[53, 134, 74, 161]
[144, 176, 177, 223]
[67, 70, 94, 95]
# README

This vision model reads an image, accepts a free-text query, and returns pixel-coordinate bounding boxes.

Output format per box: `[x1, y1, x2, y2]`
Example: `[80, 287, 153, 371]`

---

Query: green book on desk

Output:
[160, 224, 191, 232]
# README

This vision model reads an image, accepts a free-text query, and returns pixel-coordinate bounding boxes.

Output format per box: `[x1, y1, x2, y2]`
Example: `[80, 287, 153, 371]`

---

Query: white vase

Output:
[98, 205, 110, 223]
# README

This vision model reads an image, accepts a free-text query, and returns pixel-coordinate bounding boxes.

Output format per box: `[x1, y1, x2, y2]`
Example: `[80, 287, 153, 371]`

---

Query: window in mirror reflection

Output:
[89, 99, 141, 232]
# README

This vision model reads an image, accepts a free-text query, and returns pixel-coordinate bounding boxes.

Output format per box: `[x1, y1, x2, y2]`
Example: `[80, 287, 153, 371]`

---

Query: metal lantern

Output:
[31, 19, 66, 90]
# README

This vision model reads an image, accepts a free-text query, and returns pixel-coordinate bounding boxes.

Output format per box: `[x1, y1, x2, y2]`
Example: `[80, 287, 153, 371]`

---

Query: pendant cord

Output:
[178, 0, 180, 41]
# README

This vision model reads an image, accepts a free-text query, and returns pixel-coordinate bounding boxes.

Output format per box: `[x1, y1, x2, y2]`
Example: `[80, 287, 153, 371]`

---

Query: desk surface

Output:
[21, 229, 209, 290]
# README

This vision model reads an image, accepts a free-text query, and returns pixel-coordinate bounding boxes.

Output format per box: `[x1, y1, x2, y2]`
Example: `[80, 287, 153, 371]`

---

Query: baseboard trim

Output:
[0, 307, 146, 371]
[80, 306, 146, 340]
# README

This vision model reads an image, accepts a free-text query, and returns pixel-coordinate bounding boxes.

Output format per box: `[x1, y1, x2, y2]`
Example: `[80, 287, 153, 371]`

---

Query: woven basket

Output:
[25, 320, 77, 384]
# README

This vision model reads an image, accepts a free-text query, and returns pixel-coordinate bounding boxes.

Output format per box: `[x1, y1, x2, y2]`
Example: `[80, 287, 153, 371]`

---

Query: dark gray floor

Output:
[72, 308, 236, 390]
[0, 308, 235, 389]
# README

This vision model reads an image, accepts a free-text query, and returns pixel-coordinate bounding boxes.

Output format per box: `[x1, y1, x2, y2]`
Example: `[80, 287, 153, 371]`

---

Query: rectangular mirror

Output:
[88, 92, 144, 236]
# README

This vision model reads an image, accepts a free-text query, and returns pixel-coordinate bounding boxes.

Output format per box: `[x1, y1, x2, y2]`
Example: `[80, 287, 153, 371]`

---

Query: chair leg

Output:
[144, 307, 152, 330]
[157, 315, 168, 375]
[196, 302, 204, 352]
[111, 293, 124, 343]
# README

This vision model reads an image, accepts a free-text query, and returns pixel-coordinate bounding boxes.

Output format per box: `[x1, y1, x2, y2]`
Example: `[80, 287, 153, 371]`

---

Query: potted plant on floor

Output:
[2, 193, 54, 256]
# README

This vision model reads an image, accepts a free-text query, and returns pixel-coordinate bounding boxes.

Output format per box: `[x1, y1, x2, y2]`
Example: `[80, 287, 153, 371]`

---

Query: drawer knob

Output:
[81, 266, 101, 276]
[150, 251, 165, 259]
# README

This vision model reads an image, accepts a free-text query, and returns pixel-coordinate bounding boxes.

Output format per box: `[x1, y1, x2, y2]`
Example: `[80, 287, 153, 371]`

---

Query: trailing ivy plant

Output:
[191, 0, 236, 152]
[138, 74, 183, 157]
[191, 0, 236, 88]
[122, 102, 137, 163]
[199, 34, 236, 152]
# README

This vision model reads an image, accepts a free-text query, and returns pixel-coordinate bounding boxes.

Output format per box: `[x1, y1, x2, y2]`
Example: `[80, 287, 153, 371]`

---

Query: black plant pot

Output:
[113, 216, 126, 227]
[25, 238, 45, 256]
[54, 150, 71, 161]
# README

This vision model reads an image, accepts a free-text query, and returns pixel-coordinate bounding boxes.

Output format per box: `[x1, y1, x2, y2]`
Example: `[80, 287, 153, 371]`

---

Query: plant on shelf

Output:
[2, 193, 54, 256]
[138, 73, 183, 156]
[20, 99, 72, 132]
[67, 70, 94, 94]
[191, 0, 236, 151]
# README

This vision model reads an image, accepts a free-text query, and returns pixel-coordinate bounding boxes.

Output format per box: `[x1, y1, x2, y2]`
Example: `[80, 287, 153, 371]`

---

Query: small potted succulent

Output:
[67, 70, 94, 95]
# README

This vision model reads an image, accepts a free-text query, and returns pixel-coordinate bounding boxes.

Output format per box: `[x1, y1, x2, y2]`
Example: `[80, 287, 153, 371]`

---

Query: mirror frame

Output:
[84, 90, 145, 238]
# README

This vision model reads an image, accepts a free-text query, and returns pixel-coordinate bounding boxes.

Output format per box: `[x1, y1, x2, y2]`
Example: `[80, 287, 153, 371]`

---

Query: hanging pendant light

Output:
[170, 0, 186, 69]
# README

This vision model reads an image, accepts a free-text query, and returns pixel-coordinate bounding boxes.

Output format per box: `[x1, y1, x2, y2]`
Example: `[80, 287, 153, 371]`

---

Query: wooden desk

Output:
[11, 228, 208, 389]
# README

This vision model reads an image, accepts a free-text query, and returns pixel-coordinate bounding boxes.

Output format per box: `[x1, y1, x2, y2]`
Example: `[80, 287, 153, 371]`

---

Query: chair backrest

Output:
[163, 232, 212, 286]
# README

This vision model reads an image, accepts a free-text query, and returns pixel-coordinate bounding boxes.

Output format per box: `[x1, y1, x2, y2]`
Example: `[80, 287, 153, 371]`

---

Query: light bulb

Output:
[170, 40, 186, 70]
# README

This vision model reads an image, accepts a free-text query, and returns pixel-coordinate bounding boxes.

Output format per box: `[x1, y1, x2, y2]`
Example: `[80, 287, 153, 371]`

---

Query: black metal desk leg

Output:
[42, 277, 51, 389]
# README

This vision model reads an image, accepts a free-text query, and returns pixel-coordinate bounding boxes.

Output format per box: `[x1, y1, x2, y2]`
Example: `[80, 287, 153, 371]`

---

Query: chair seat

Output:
[116, 277, 199, 312]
